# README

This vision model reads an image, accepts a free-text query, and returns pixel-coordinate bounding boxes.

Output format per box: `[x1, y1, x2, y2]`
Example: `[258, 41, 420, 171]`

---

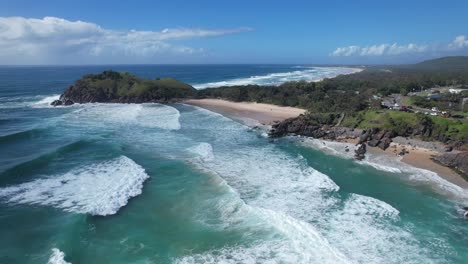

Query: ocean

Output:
[0, 65, 467, 264]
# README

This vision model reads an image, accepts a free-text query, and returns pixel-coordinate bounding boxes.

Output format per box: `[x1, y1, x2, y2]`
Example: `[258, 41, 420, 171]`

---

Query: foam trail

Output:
[48, 248, 71, 264]
[193, 67, 362, 89]
[0, 156, 149, 216]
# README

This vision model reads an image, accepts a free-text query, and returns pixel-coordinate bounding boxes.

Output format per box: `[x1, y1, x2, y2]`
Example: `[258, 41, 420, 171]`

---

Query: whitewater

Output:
[0, 65, 467, 264]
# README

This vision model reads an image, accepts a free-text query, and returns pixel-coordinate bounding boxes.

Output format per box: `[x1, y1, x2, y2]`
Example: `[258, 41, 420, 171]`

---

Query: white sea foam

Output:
[177, 173, 350, 264]
[321, 194, 436, 264]
[180, 107, 443, 263]
[342, 193, 400, 219]
[32, 94, 61, 108]
[62, 103, 181, 130]
[360, 160, 402, 173]
[366, 151, 468, 199]
[188, 143, 215, 162]
[192, 67, 362, 89]
[0, 156, 149, 216]
[299, 137, 468, 200]
[176, 208, 351, 264]
[48, 248, 71, 264]
[299, 137, 355, 159]
[0, 94, 60, 109]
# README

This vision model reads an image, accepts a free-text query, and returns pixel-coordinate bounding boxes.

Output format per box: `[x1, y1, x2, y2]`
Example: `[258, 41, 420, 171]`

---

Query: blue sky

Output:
[0, 0, 467, 64]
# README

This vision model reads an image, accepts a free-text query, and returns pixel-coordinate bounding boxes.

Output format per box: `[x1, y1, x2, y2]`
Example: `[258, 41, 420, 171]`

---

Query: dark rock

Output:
[371, 131, 385, 141]
[378, 137, 392, 150]
[383, 130, 395, 138]
[354, 143, 367, 160]
[433, 152, 468, 176]
[51, 100, 63, 106]
[367, 139, 380, 147]
[64, 99, 74, 106]
[358, 130, 372, 144]
[444, 146, 453, 152]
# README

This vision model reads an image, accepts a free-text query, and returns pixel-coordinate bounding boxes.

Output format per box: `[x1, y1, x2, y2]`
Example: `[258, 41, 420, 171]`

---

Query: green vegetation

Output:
[197, 81, 369, 113]
[411, 56, 468, 71]
[196, 56, 468, 145]
[341, 110, 468, 143]
[409, 90, 468, 113]
[63, 71, 196, 103]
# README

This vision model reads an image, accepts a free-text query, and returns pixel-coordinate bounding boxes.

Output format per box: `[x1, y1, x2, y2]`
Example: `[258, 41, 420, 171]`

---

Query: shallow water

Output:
[0, 65, 467, 264]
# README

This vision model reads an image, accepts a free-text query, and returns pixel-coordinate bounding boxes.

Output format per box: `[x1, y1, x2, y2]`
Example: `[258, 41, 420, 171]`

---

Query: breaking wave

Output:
[48, 248, 71, 264]
[0, 156, 149, 216]
[62, 103, 181, 131]
[192, 67, 362, 89]
[32, 94, 61, 108]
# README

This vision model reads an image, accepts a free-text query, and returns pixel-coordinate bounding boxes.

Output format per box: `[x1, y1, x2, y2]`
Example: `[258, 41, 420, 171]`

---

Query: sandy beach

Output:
[185, 99, 306, 126]
[343, 138, 468, 189]
[379, 143, 468, 188]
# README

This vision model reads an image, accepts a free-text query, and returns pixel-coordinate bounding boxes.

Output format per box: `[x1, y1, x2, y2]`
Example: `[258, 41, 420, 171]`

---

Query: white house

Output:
[449, 88, 466, 94]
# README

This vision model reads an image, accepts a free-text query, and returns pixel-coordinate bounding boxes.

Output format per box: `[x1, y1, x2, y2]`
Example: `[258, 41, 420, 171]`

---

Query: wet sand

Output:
[382, 143, 468, 188]
[185, 99, 306, 126]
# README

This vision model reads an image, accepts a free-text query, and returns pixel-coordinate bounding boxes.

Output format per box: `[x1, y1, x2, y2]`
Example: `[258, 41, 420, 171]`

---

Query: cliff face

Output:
[52, 71, 196, 105]
[433, 153, 468, 178]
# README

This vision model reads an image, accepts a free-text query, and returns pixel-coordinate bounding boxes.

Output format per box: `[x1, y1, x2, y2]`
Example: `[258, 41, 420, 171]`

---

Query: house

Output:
[427, 93, 442, 99]
[449, 88, 466, 94]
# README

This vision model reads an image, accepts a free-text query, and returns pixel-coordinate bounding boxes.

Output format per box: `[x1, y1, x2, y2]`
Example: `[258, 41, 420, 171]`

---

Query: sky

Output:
[0, 0, 467, 65]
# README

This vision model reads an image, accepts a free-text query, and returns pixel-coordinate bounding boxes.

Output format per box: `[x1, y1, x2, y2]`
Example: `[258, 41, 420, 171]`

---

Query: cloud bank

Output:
[331, 36, 468, 57]
[0, 16, 252, 64]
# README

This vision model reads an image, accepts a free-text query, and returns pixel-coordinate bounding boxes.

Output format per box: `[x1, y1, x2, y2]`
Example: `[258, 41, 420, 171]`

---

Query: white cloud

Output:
[331, 36, 468, 57]
[448, 35, 468, 49]
[0, 16, 252, 64]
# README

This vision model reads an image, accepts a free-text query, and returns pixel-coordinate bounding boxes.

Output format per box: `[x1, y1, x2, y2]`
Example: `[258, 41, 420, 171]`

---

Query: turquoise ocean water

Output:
[0, 65, 467, 264]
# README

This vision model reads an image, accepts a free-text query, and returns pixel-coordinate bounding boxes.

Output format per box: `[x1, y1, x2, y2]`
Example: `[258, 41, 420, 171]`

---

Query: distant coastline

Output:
[192, 66, 363, 89]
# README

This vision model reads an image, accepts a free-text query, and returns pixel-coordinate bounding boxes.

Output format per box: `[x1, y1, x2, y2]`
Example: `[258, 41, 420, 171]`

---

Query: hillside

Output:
[54, 71, 196, 105]
[411, 56, 468, 71]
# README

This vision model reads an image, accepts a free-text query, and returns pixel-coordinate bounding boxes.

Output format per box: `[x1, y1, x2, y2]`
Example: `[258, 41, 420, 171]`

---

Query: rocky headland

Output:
[269, 114, 468, 178]
[51, 70, 196, 106]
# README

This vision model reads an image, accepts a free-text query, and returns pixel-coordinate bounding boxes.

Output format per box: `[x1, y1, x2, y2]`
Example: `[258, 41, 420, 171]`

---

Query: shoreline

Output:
[370, 142, 468, 189]
[336, 137, 467, 188]
[185, 99, 306, 126]
[185, 99, 467, 192]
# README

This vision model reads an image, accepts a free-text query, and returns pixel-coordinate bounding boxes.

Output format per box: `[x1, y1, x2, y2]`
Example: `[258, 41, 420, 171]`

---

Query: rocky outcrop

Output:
[433, 152, 468, 177]
[52, 70, 196, 106]
[269, 117, 361, 140]
[354, 144, 367, 160]
[269, 116, 400, 160]
[51, 100, 63, 106]
[50, 99, 74, 107]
